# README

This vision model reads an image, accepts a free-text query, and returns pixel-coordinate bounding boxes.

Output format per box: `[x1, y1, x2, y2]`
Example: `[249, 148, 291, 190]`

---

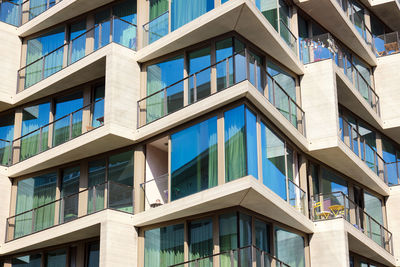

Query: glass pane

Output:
[144, 224, 184, 267]
[69, 20, 86, 64]
[12, 254, 42, 267]
[364, 191, 384, 245]
[256, 0, 278, 31]
[0, 0, 21, 26]
[92, 85, 105, 128]
[261, 122, 287, 200]
[0, 112, 14, 165]
[225, 105, 246, 182]
[94, 10, 111, 51]
[216, 38, 234, 91]
[113, 0, 137, 24]
[255, 219, 270, 252]
[171, 0, 214, 31]
[188, 47, 211, 104]
[87, 242, 100, 267]
[53, 92, 83, 146]
[46, 249, 66, 267]
[25, 27, 65, 88]
[87, 159, 106, 214]
[239, 213, 252, 267]
[15, 173, 57, 238]
[146, 7, 169, 44]
[146, 56, 184, 123]
[275, 227, 305, 267]
[321, 168, 348, 195]
[171, 116, 217, 200]
[219, 213, 237, 266]
[60, 166, 80, 223]
[20, 102, 50, 161]
[189, 218, 213, 265]
[246, 108, 258, 179]
[113, 17, 137, 49]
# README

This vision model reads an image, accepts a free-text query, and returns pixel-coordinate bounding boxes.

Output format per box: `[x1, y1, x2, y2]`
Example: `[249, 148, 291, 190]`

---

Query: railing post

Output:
[226, 57, 230, 88]
[69, 113, 73, 140]
[163, 88, 167, 116]
[230, 250, 234, 267]
[38, 127, 43, 153]
[193, 74, 197, 103]
[31, 209, 36, 234]
[110, 16, 114, 43]
[254, 60, 258, 89]
[260, 251, 264, 266]
[272, 80, 276, 106]
[368, 216, 372, 238]
[41, 56, 45, 81]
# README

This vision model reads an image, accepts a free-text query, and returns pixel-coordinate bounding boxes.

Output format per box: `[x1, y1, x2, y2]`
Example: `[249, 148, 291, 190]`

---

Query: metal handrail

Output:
[142, 10, 169, 29]
[340, 116, 385, 165]
[168, 245, 290, 267]
[279, 18, 297, 43]
[311, 190, 393, 253]
[1, 0, 20, 7]
[7, 180, 132, 221]
[13, 98, 104, 143]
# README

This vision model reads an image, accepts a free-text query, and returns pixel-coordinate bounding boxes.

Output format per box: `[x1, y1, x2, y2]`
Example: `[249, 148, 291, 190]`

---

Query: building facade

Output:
[0, 0, 399, 266]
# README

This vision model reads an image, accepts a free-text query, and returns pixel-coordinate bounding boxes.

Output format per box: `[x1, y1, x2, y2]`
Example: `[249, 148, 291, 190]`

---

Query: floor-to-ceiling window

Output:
[53, 91, 83, 147]
[171, 0, 214, 31]
[144, 224, 185, 267]
[14, 173, 57, 238]
[275, 227, 305, 267]
[20, 102, 50, 161]
[188, 47, 211, 104]
[146, 55, 184, 123]
[0, 112, 15, 165]
[171, 116, 217, 200]
[189, 218, 213, 265]
[87, 158, 106, 214]
[25, 27, 65, 88]
[363, 191, 384, 245]
[69, 20, 87, 64]
[60, 166, 80, 223]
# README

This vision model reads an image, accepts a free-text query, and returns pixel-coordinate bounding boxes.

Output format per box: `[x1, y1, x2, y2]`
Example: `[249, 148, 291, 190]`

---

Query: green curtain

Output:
[364, 191, 384, 246]
[239, 213, 252, 267]
[150, 0, 168, 20]
[108, 151, 134, 213]
[46, 249, 67, 267]
[87, 242, 100, 267]
[219, 213, 238, 266]
[87, 159, 106, 214]
[275, 227, 305, 267]
[0, 113, 15, 166]
[14, 173, 57, 238]
[225, 105, 246, 182]
[60, 166, 80, 223]
[256, 0, 278, 31]
[189, 219, 213, 266]
[145, 224, 184, 267]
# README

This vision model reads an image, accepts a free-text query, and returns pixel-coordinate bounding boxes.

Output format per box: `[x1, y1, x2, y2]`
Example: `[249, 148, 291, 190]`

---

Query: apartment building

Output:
[0, 0, 399, 266]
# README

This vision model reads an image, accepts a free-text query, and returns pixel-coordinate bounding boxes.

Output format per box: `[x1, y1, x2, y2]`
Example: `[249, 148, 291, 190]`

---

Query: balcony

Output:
[137, 49, 306, 136]
[5, 180, 133, 242]
[385, 160, 400, 186]
[169, 245, 290, 267]
[300, 33, 380, 116]
[0, 0, 63, 27]
[311, 191, 393, 254]
[375, 31, 400, 57]
[141, 174, 307, 217]
[339, 116, 388, 185]
[18, 15, 137, 91]
[0, 98, 104, 167]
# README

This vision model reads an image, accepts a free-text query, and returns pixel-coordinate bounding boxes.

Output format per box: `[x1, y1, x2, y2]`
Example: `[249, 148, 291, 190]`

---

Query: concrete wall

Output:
[300, 59, 339, 150]
[386, 186, 400, 265]
[105, 44, 140, 133]
[0, 174, 11, 248]
[99, 218, 137, 267]
[0, 23, 21, 109]
[309, 220, 349, 267]
[375, 53, 400, 129]
[145, 144, 168, 209]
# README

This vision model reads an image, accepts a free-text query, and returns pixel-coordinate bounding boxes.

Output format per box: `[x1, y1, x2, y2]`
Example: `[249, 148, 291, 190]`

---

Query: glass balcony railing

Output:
[138, 49, 306, 135]
[300, 33, 380, 115]
[18, 15, 137, 91]
[279, 18, 298, 55]
[385, 160, 400, 186]
[169, 245, 290, 267]
[375, 31, 400, 57]
[339, 116, 388, 184]
[311, 192, 393, 254]
[288, 179, 306, 216]
[6, 180, 133, 241]
[0, 98, 104, 167]
[335, 0, 376, 54]
[141, 174, 307, 218]
[142, 11, 169, 46]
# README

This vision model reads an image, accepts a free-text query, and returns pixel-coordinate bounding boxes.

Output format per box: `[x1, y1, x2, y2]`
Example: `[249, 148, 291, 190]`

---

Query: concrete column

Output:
[78, 162, 88, 217]
[0, 174, 12, 244]
[134, 145, 146, 213]
[136, 0, 149, 50]
[82, 86, 92, 133]
[86, 15, 95, 55]
[386, 186, 400, 261]
[12, 109, 22, 164]
[99, 219, 137, 267]
[299, 155, 309, 217]
[309, 221, 349, 267]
